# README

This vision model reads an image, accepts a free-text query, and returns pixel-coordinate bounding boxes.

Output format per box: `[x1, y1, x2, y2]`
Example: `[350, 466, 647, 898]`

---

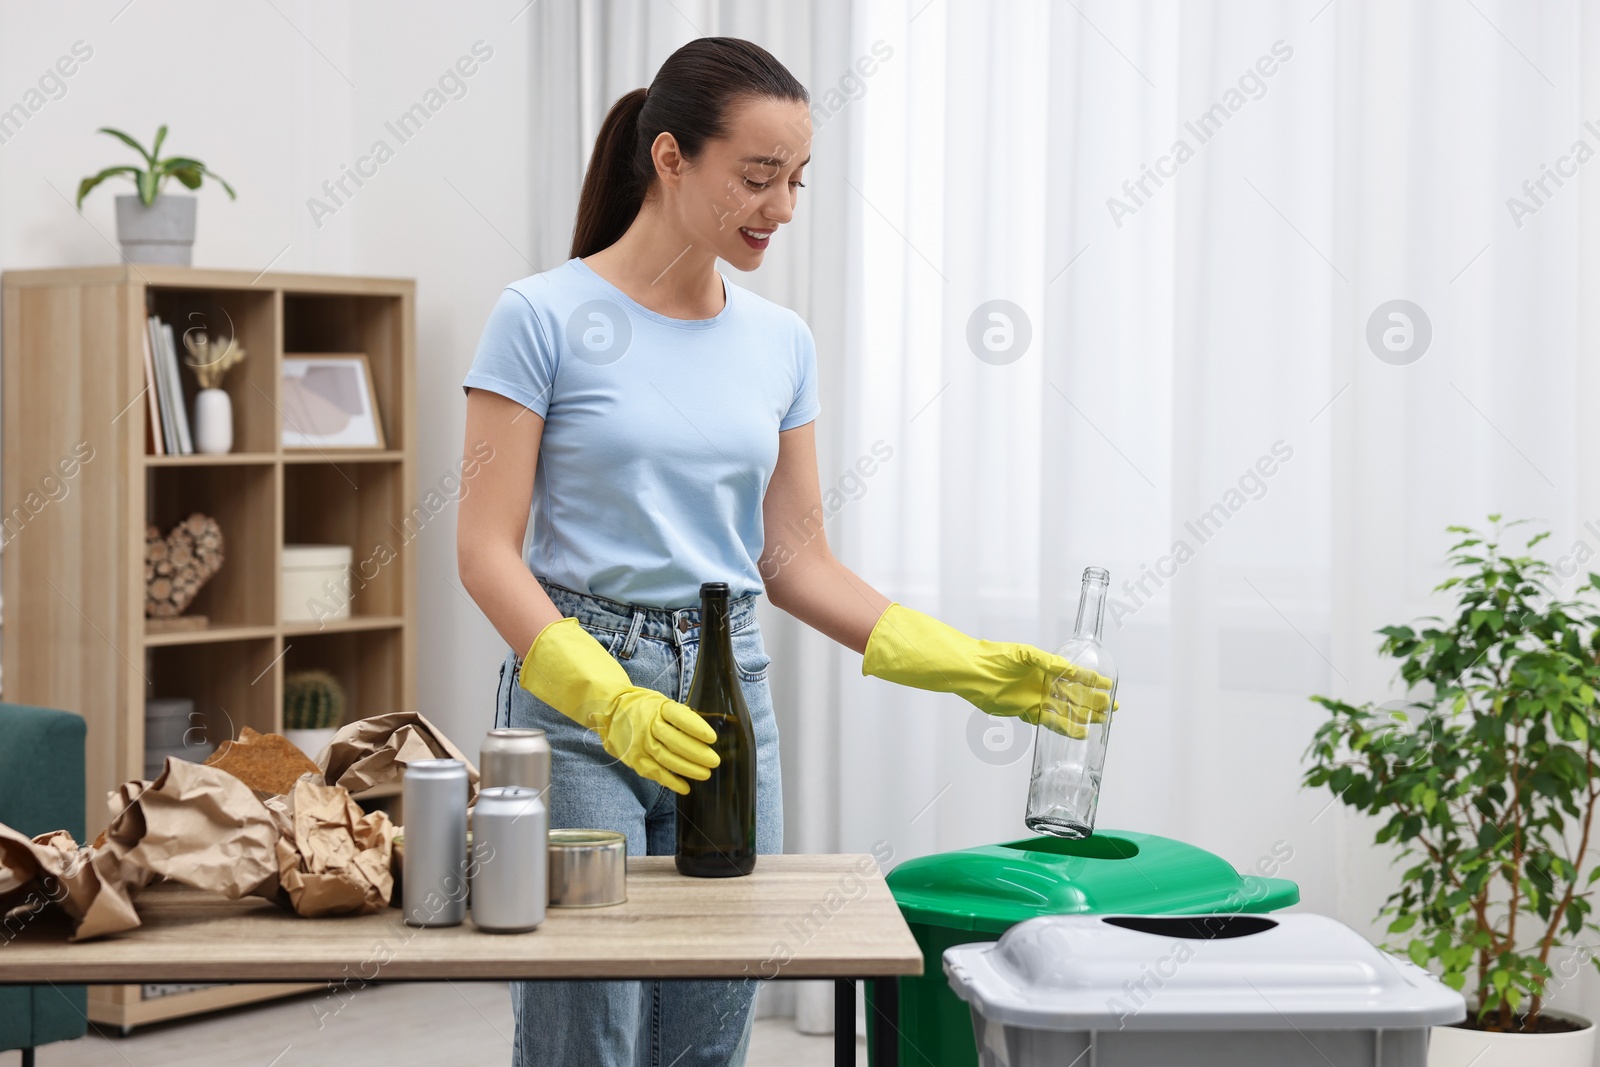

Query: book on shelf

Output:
[147, 315, 174, 453]
[145, 314, 194, 455]
[162, 321, 193, 454]
[141, 322, 164, 456]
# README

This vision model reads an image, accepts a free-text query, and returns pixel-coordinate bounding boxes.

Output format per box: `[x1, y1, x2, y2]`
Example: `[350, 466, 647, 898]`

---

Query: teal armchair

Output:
[0, 703, 89, 1065]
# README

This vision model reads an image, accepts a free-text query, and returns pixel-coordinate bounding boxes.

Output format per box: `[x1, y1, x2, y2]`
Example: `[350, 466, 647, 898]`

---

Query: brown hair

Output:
[569, 37, 808, 259]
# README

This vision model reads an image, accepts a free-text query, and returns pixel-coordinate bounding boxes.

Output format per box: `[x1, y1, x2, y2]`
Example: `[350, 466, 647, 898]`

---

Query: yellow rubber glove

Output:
[517, 617, 719, 794]
[861, 602, 1114, 739]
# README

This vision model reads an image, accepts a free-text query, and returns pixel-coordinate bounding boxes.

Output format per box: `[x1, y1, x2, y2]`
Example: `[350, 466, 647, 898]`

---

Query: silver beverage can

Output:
[402, 758, 469, 927]
[481, 728, 551, 805]
[470, 785, 547, 933]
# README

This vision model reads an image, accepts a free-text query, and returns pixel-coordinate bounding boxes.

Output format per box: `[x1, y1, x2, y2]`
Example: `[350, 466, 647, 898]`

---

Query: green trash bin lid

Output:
[887, 829, 1299, 935]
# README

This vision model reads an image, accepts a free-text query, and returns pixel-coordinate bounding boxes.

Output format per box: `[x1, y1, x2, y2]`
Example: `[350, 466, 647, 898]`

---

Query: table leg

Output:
[868, 976, 899, 1067]
[835, 978, 855, 1067]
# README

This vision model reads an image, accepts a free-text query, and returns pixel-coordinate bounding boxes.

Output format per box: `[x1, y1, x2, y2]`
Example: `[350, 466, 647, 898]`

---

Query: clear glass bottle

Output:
[1025, 566, 1118, 838]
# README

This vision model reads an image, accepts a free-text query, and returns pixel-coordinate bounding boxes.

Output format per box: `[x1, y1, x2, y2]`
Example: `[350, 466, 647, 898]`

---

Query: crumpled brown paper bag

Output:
[318, 710, 480, 805]
[265, 776, 398, 917]
[0, 824, 145, 941]
[101, 757, 282, 902]
[1, 757, 279, 940]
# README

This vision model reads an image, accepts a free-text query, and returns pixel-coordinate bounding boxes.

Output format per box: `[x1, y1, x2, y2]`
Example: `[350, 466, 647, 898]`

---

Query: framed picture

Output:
[281, 354, 387, 450]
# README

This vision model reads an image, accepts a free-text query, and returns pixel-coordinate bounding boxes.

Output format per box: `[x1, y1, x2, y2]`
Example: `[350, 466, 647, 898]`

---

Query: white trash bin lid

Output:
[944, 913, 1465, 1032]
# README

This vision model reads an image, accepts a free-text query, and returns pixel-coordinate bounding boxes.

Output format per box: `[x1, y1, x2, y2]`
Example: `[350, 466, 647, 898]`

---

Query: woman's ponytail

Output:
[570, 88, 649, 260]
[568, 39, 809, 261]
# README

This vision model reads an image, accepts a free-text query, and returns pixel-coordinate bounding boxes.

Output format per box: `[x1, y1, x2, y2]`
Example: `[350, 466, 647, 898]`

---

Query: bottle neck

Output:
[1074, 575, 1108, 640]
[700, 594, 733, 661]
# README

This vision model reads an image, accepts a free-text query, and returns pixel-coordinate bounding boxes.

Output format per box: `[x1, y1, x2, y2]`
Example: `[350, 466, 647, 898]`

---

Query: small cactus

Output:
[284, 669, 345, 730]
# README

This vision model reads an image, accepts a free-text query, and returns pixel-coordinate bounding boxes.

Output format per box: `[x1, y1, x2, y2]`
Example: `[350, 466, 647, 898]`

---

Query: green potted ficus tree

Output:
[1305, 518, 1600, 1066]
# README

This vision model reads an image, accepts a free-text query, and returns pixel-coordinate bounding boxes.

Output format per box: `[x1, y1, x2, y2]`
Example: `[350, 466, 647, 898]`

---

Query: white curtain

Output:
[530, 0, 1600, 1040]
[840, 0, 1600, 1035]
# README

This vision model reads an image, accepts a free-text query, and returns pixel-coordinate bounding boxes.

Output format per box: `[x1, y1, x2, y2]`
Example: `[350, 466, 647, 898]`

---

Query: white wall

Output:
[0, 0, 528, 755]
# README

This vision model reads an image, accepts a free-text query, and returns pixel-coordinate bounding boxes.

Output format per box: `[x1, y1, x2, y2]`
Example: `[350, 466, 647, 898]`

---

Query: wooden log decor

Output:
[145, 512, 225, 618]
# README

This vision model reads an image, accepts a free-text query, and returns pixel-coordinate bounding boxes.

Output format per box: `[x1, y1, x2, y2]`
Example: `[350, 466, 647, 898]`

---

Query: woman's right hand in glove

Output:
[517, 616, 719, 794]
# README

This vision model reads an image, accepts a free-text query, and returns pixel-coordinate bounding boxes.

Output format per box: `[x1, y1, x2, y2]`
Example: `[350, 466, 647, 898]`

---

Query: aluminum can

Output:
[548, 828, 627, 907]
[481, 728, 551, 806]
[402, 758, 469, 927]
[470, 785, 547, 932]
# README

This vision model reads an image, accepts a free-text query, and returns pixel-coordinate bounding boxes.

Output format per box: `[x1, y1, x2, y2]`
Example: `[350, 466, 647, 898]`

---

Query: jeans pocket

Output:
[731, 628, 771, 682]
[574, 622, 626, 658]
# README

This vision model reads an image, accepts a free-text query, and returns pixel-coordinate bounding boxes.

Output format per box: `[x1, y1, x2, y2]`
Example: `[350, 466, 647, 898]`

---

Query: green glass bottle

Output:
[675, 581, 757, 877]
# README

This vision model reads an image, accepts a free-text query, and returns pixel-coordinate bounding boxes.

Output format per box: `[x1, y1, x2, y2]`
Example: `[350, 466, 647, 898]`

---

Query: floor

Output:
[0, 982, 868, 1066]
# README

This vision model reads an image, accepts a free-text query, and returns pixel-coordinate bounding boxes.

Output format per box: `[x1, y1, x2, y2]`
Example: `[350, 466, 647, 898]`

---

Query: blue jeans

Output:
[495, 576, 785, 1067]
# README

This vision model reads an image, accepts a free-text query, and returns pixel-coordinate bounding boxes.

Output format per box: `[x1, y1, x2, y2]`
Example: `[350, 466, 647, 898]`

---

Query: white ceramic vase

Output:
[193, 388, 233, 454]
[283, 727, 338, 763]
[1429, 1009, 1594, 1066]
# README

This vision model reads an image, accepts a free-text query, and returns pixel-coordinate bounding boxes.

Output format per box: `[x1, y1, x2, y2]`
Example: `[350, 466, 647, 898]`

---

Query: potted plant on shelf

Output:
[75, 124, 235, 265]
[283, 669, 345, 763]
[1305, 517, 1600, 1066]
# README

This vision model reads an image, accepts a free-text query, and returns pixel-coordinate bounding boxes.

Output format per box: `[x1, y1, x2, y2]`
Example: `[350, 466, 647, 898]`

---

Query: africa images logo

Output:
[565, 299, 633, 366]
[1365, 300, 1432, 366]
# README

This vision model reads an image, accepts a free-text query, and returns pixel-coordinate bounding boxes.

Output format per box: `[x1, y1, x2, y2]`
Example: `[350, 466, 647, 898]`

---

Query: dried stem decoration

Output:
[182, 332, 246, 390]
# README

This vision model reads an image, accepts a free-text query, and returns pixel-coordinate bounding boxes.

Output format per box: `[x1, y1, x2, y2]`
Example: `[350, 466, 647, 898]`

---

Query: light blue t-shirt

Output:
[461, 256, 820, 608]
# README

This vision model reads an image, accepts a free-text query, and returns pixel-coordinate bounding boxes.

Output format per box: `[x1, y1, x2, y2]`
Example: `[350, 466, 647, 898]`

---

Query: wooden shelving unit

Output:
[1, 265, 417, 1029]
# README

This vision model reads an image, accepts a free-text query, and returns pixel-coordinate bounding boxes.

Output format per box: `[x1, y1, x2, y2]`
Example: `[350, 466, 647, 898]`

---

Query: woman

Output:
[457, 36, 1112, 1067]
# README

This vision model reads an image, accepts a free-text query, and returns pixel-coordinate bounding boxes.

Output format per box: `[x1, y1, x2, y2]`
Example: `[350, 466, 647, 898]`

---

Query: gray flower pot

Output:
[114, 193, 197, 265]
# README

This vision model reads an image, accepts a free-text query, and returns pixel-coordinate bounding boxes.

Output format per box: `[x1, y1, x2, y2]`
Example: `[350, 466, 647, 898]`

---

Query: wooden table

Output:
[2, 854, 924, 1066]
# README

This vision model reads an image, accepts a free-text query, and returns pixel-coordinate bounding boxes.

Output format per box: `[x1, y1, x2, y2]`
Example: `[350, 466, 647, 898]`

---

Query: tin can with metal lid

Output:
[401, 758, 469, 927]
[481, 728, 551, 804]
[548, 829, 627, 907]
[470, 785, 547, 932]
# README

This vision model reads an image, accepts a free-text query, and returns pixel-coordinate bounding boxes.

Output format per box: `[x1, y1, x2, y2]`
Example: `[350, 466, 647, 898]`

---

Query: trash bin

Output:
[944, 912, 1466, 1066]
[866, 830, 1299, 1067]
